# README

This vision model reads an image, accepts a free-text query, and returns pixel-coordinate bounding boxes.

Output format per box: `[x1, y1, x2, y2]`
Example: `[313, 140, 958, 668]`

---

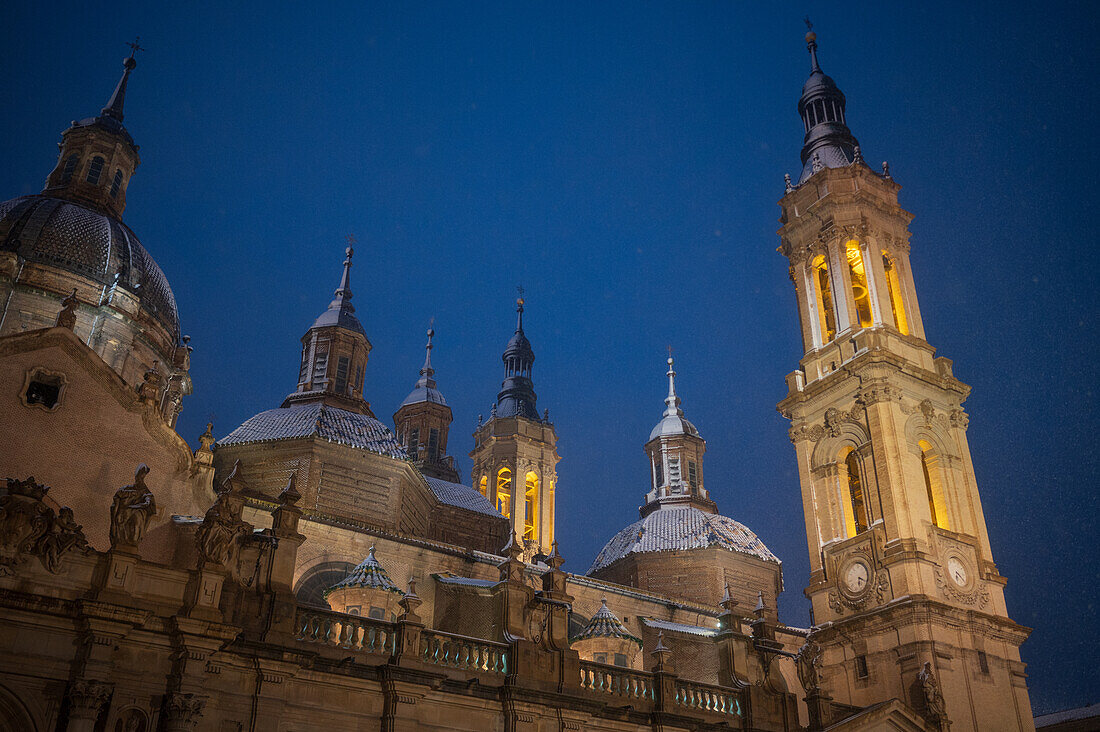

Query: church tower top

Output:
[796, 25, 862, 184]
[495, 297, 540, 420]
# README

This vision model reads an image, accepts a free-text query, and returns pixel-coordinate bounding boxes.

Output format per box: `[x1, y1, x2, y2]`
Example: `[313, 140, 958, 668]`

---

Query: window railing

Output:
[420, 630, 509, 674]
[578, 660, 655, 701]
[673, 680, 743, 717]
[295, 608, 395, 655]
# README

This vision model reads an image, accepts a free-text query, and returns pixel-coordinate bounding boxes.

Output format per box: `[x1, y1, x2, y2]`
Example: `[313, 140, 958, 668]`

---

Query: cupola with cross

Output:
[283, 241, 373, 415]
[394, 326, 460, 482]
[470, 297, 559, 555]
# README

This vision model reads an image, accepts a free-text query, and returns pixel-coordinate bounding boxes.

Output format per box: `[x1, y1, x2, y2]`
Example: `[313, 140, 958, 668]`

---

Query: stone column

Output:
[65, 679, 113, 732]
[160, 692, 205, 732]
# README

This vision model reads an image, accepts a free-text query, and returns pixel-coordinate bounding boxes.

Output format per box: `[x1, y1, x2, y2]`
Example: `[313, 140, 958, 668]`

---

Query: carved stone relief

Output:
[0, 477, 88, 575]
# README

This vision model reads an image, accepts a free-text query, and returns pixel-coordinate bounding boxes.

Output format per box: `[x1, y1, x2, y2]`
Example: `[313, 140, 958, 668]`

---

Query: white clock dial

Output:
[947, 557, 968, 586]
[844, 562, 869, 593]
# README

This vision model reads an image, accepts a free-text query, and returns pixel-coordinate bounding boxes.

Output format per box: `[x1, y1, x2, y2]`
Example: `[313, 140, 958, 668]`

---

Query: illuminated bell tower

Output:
[470, 298, 559, 555]
[775, 29, 1033, 731]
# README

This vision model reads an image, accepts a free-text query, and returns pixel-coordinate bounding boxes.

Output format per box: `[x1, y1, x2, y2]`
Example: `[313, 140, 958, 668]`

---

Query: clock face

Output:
[947, 557, 968, 586]
[844, 561, 870, 593]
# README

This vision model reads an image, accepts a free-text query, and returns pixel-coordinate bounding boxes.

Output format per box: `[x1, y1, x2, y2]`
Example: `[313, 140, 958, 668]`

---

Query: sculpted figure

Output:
[795, 637, 824, 694]
[918, 661, 948, 723]
[110, 464, 157, 549]
[195, 464, 253, 577]
[0, 478, 87, 575]
[55, 289, 78, 329]
[40, 507, 89, 573]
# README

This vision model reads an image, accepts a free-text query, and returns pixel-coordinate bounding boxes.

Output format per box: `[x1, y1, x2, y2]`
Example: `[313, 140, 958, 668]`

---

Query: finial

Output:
[852, 145, 863, 165]
[664, 349, 680, 413]
[330, 240, 355, 308]
[811, 152, 823, 174]
[784, 173, 794, 193]
[421, 322, 435, 377]
[804, 18, 821, 73]
[102, 38, 144, 121]
[368, 545, 377, 560]
[515, 287, 525, 331]
[279, 474, 301, 505]
[882, 161, 891, 179]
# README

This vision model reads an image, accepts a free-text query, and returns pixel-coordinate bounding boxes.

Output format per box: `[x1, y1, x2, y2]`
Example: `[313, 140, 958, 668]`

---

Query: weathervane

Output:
[516, 285, 525, 306]
[804, 17, 813, 31]
[126, 37, 145, 59]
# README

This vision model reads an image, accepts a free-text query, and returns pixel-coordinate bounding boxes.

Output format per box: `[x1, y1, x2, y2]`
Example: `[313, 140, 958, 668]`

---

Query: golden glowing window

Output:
[523, 472, 539, 542]
[496, 468, 512, 518]
[882, 251, 909, 335]
[845, 450, 869, 535]
[845, 241, 874, 328]
[811, 255, 837, 343]
[919, 440, 949, 530]
[547, 479, 555, 543]
[478, 475, 488, 497]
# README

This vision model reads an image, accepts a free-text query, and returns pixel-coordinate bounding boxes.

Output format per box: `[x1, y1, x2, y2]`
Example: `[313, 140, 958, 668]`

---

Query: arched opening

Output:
[478, 475, 488, 497]
[919, 440, 950, 530]
[60, 153, 79, 183]
[496, 467, 512, 518]
[109, 170, 124, 198]
[523, 471, 539, 543]
[547, 479, 555, 544]
[845, 240, 874, 328]
[811, 255, 837, 343]
[294, 561, 356, 609]
[882, 251, 909, 335]
[839, 448, 869, 538]
[0, 683, 36, 732]
[86, 155, 105, 185]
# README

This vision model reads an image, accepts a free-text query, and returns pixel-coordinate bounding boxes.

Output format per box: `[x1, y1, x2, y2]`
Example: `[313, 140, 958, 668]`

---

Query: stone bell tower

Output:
[470, 298, 559, 555]
[775, 28, 1033, 732]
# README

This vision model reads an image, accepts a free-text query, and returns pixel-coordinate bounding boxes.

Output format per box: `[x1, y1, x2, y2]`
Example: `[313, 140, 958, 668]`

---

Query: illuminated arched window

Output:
[919, 440, 950, 530]
[811, 255, 837, 343]
[841, 450, 869, 537]
[882, 251, 909, 335]
[478, 475, 488, 497]
[845, 241, 874, 328]
[60, 154, 79, 183]
[496, 468, 512, 518]
[523, 471, 539, 542]
[547, 479, 555, 543]
[86, 156, 105, 185]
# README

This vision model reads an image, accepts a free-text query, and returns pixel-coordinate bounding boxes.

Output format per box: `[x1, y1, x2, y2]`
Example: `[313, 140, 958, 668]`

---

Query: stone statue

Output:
[918, 661, 948, 724]
[40, 507, 89, 573]
[0, 478, 87, 575]
[109, 464, 157, 550]
[195, 465, 253, 577]
[795, 637, 824, 694]
[138, 361, 163, 404]
[55, 289, 78, 330]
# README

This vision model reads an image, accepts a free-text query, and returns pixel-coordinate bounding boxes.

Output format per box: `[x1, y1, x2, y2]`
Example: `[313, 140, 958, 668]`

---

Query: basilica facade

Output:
[0, 30, 1033, 732]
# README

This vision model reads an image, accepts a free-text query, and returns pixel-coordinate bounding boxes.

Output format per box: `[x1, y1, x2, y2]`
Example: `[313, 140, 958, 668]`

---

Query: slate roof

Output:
[325, 546, 403, 597]
[399, 385, 448, 408]
[571, 600, 642, 646]
[587, 505, 779, 574]
[641, 617, 718, 638]
[423, 476, 501, 517]
[218, 402, 406, 458]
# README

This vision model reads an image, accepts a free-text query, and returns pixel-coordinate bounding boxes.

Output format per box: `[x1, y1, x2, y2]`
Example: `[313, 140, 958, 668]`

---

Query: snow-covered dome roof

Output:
[587, 505, 779, 575]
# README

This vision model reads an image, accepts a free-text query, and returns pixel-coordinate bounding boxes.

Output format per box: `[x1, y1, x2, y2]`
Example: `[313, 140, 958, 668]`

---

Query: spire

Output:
[102, 38, 143, 122]
[663, 353, 683, 419]
[331, 243, 354, 310]
[495, 296, 539, 420]
[649, 350, 697, 441]
[419, 325, 435, 383]
[794, 25, 862, 184]
[308, 239, 366, 336]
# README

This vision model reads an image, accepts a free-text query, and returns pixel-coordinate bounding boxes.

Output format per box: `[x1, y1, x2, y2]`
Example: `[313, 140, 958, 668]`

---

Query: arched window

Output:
[109, 170, 124, 198]
[919, 440, 950, 530]
[478, 475, 488, 497]
[882, 251, 910, 335]
[811, 255, 837, 343]
[845, 450, 869, 535]
[496, 468, 512, 518]
[60, 154, 79, 183]
[86, 156, 105, 185]
[523, 471, 539, 542]
[845, 240, 874, 328]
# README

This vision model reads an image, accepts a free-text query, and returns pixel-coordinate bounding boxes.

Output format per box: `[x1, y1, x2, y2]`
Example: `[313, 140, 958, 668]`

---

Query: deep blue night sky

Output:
[2, 0, 1096, 715]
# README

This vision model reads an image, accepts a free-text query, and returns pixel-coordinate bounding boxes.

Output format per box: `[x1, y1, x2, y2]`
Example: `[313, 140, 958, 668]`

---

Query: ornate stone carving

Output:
[110, 464, 157, 550]
[161, 692, 205, 727]
[66, 678, 114, 720]
[829, 552, 889, 615]
[917, 662, 948, 727]
[795, 637, 823, 694]
[933, 566, 990, 609]
[919, 399, 935, 423]
[855, 381, 898, 407]
[138, 361, 163, 404]
[195, 464, 254, 578]
[55, 288, 78, 329]
[809, 407, 861, 442]
[0, 477, 88, 575]
[949, 408, 969, 430]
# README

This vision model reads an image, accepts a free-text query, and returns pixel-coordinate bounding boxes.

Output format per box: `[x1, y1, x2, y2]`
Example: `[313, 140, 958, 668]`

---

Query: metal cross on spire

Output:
[126, 37, 145, 58]
[804, 17, 813, 31]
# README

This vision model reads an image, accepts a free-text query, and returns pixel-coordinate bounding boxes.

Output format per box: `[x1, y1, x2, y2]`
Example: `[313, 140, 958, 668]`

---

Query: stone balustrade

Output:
[578, 661, 656, 700]
[295, 608, 395, 655]
[673, 680, 743, 717]
[420, 630, 509, 674]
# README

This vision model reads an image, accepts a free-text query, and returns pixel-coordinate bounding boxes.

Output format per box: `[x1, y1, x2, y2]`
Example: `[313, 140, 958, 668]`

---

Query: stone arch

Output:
[114, 707, 149, 732]
[0, 684, 37, 732]
[903, 413, 957, 461]
[810, 421, 870, 469]
[294, 559, 357, 609]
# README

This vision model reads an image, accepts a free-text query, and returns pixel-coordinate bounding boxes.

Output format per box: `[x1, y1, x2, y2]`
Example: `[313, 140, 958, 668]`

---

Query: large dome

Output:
[0, 194, 179, 340]
[587, 505, 779, 574]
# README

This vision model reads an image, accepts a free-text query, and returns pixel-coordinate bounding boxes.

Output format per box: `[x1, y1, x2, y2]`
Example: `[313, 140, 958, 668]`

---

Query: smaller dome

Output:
[310, 305, 366, 336]
[570, 599, 641, 646]
[324, 546, 403, 598]
[588, 505, 779, 575]
[219, 402, 406, 459]
[399, 385, 448, 408]
[649, 413, 699, 442]
[801, 70, 843, 99]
